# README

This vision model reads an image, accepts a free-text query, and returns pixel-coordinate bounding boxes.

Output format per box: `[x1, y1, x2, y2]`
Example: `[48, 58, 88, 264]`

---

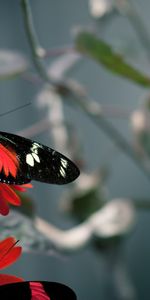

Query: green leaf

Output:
[75, 31, 150, 87]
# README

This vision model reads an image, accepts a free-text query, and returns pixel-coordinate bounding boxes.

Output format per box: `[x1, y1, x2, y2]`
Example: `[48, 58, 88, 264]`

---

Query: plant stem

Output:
[21, 0, 150, 181]
[65, 85, 150, 180]
[43, 45, 74, 58]
[17, 118, 50, 137]
[116, 0, 150, 61]
[35, 199, 134, 252]
[21, 0, 53, 84]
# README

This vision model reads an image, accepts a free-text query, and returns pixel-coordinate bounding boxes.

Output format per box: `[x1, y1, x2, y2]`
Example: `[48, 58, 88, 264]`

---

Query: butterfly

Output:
[0, 131, 80, 185]
[0, 281, 77, 300]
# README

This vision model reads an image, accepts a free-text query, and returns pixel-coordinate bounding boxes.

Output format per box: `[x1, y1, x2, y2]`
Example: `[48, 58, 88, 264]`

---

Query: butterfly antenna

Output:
[0, 102, 31, 118]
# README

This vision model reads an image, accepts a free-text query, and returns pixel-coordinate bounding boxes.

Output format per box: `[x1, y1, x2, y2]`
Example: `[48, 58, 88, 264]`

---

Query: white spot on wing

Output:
[26, 154, 34, 166]
[32, 142, 41, 149]
[61, 158, 68, 169]
[60, 166, 66, 178]
[34, 148, 38, 154]
[32, 153, 40, 163]
[26, 143, 41, 167]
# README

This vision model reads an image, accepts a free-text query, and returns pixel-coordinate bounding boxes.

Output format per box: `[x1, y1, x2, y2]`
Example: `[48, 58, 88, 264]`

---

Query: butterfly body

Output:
[0, 281, 77, 299]
[0, 131, 80, 185]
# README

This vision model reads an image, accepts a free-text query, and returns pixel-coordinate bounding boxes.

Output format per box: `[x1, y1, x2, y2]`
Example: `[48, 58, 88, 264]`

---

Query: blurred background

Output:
[1, 0, 150, 299]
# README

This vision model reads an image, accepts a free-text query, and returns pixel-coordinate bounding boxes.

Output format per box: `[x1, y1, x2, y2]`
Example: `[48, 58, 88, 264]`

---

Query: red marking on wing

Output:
[0, 237, 22, 270]
[30, 282, 51, 300]
[0, 144, 19, 177]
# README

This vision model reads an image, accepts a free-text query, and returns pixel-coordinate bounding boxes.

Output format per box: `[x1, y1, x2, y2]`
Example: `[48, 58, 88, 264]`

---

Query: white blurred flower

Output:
[48, 52, 81, 81]
[89, 0, 114, 18]
[90, 199, 135, 238]
[130, 109, 149, 133]
[0, 50, 28, 78]
[130, 104, 150, 160]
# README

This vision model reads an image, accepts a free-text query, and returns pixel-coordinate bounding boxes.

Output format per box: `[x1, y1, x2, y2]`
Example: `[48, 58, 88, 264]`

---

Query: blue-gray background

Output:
[0, 1, 150, 299]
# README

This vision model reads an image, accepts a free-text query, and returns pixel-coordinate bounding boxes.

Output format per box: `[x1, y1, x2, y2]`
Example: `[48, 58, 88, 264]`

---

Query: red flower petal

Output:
[0, 247, 22, 270]
[0, 237, 15, 252]
[0, 183, 33, 216]
[0, 184, 22, 215]
[0, 237, 22, 270]
[0, 195, 9, 216]
[0, 184, 21, 206]
[0, 144, 19, 177]
[13, 183, 33, 193]
[0, 274, 23, 285]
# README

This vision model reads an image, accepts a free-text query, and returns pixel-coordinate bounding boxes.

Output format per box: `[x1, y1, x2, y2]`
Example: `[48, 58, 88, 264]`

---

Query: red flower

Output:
[0, 144, 19, 178]
[0, 237, 23, 285]
[0, 144, 33, 215]
[0, 183, 33, 216]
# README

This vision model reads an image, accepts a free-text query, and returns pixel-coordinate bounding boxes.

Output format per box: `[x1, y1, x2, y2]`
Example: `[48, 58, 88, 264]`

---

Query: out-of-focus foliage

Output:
[75, 31, 150, 87]
[0, 210, 55, 255]
[14, 192, 35, 218]
[61, 171, 106, 222]
[1, 0, 150, 298]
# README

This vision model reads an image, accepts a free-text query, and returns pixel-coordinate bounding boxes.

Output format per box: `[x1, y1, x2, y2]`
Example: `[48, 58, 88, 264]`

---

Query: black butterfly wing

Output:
[40, 281, 77, 300]
[0, 131, 80, 185]
[0, 281, 77, 300]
